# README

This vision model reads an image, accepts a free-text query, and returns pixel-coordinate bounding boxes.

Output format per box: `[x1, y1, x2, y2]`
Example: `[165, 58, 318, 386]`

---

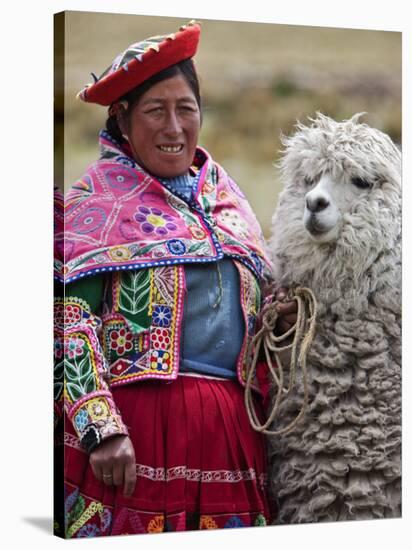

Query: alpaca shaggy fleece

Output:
[267, 113, 401, 523]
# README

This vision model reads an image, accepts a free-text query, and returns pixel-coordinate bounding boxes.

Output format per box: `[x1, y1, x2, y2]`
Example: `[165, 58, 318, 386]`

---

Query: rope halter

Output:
[245, 287, 317, 436]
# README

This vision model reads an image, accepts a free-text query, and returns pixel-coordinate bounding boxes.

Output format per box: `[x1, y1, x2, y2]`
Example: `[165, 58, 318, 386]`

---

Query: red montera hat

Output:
[77, 21, 201, 106]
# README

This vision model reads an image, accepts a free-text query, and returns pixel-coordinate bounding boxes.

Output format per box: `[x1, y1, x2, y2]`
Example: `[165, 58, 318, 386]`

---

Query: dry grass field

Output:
[57, 11, 401, 237]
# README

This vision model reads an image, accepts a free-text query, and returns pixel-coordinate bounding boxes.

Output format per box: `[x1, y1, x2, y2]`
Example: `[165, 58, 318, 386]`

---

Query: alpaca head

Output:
[270, 113, 401, 289]
[303, 170, 378, 244]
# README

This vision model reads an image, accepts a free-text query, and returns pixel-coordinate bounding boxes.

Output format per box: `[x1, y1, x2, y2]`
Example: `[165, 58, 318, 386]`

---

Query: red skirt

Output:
[61, 374, 275, 537]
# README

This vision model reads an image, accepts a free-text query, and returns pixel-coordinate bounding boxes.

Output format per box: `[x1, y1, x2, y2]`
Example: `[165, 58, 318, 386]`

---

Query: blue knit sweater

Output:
[160, 173, 245, 379]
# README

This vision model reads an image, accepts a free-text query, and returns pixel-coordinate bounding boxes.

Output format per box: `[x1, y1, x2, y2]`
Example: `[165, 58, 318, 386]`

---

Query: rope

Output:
[244, 287, 318, 436]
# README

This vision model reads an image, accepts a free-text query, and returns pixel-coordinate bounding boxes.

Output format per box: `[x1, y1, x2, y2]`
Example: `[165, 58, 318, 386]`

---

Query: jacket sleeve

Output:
[54, 275, 129, 453]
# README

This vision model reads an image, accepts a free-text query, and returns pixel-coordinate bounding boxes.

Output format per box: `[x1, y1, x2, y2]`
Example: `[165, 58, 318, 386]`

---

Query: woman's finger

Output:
[123, 459, 137, 497]
[276, 301, 297, 315]
[112, 462, 124, 487]
[102, 470, 114, 486]
[89, 454, 104, 482]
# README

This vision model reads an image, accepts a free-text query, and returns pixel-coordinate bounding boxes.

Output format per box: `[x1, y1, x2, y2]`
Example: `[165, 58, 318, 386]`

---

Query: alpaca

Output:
[267, 113, 401, 523]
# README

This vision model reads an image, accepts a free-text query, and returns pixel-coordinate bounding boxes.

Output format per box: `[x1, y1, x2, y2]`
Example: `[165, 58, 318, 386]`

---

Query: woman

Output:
[54, 21, 296, 537]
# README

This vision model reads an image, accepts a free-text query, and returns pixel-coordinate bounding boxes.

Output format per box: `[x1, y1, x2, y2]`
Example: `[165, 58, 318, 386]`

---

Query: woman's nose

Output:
[164, 110, 182, 135]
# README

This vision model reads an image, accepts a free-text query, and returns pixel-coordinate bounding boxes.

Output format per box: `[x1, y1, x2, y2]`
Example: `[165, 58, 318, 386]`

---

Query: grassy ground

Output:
[58, 12, 401, 237]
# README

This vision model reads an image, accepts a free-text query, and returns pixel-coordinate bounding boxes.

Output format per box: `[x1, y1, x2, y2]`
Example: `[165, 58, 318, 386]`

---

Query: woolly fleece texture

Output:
[267, 113, 401, 523]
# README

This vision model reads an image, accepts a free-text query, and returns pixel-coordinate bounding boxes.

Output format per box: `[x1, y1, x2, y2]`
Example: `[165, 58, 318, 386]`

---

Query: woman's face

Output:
[124, 74, 201, 178]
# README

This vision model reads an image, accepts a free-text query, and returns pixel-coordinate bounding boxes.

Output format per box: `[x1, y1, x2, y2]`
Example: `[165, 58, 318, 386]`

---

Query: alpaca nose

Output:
[306, 195, 330, 213]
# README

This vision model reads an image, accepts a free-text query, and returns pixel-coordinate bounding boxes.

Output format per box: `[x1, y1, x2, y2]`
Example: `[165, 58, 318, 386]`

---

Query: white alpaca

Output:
[267, 113, 401, 523]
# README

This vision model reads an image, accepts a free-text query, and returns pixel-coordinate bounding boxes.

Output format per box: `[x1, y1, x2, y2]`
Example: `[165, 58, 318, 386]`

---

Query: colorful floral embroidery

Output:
[100, 417, 122, 437]
[71, 396, 126, 445]
[65, 488, 107, 538]
[224, 516, 245, 528]
[104, 266, 182, 383]
[189, 224, 207, 240]
[64, 304, 82, 324]
[110, 358, 133, 377]
[72, 207, 107, 235]
[109, 327, 133, 355]
[104, 166, 138, 191]
[134, 206, 177, 236]
[54, 298, 97, 331]
[150, 350, 171, 371]
[62, 483, 268, 538]
[199, 515, 218, 530]
[57, 299, 130, 451]
[108, 246, 132, 262]
[152, 305, 172, 327]
[74, 409, 89, 432]
[64, 336, 85, 359]
[65, 356, 96, 402]
[66, 500, 104, 538]
[147, 515, 164, 533]
[117, 270, 151, 330]
[167, 238, 186, 255]
[54, 302, 82, 326]
[86, 398, 110, 421]
[150, 327, 171, 350]
[254, 513, 267, 526]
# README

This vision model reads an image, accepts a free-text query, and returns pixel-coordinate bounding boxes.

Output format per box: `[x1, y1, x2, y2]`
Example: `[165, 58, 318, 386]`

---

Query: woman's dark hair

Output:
[106, 58, 201, 143]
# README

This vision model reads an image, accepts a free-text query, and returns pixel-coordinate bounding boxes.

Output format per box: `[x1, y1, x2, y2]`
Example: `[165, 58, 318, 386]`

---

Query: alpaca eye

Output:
[351, 177, 372, 189]
[304, 176, 314, 186]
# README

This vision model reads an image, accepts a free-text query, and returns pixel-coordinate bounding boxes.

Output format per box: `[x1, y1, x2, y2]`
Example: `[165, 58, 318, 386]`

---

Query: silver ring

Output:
[102, 473, 113, 479]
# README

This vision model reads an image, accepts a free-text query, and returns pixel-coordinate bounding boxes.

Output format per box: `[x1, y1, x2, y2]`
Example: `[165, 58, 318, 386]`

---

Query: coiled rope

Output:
[245, 287, 318, 436]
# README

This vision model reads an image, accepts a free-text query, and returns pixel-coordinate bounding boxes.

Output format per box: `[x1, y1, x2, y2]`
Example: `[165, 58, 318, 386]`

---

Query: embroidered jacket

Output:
[54, 131, 272, 452]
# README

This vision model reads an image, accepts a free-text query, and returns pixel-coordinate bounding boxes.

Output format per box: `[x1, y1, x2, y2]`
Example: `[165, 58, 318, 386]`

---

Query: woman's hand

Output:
[89, 434, 136, 497]
[274, 287, 298, 335]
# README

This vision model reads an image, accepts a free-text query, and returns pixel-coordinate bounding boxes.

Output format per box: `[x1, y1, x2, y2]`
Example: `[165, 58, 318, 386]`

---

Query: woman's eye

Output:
[351, 177, 372, 189]
[180, 105, 197, 113]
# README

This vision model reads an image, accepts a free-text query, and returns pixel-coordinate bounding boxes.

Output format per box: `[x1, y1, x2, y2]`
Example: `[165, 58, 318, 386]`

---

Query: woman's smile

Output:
[157, 144, 184, 154]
